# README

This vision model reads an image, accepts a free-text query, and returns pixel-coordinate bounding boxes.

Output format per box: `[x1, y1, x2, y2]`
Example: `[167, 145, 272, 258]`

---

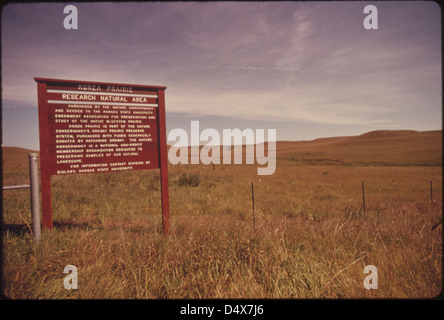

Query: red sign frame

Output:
[35, 77, 170, 232]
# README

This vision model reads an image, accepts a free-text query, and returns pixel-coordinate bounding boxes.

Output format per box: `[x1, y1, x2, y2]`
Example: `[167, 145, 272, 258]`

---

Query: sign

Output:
[35, 77, 170, 232]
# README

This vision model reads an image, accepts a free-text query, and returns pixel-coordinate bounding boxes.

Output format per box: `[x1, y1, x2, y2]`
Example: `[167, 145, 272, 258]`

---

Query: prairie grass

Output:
[1, 132, 442, 299]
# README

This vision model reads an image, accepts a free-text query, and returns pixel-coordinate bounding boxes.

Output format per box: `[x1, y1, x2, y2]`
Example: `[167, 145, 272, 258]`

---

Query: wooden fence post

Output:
[251, 182, 255, 229]
[430, 181, 433, 204]
[362, 182, 366, 215]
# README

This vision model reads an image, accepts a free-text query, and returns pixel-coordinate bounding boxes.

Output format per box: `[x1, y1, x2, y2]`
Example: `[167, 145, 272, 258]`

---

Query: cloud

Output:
[1, 1, 441, 134]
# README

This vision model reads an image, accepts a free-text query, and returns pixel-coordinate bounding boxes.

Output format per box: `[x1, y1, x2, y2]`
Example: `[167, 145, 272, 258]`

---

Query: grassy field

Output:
[1, 130, 442, 299]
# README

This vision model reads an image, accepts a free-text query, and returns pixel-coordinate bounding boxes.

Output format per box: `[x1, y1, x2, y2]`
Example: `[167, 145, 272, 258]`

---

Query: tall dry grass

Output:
[1, 135, 442, 298]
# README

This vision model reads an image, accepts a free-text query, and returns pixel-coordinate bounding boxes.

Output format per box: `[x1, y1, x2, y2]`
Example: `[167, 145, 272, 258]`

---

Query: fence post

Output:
[430, 181, 434, 204]
[251, 182, 255, 229]
[28, 153, 41, 242]
[362, 181, 366, 215]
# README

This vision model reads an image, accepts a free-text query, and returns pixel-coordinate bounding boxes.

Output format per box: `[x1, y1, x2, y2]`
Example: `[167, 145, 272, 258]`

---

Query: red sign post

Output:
[35, 77, 170, 232]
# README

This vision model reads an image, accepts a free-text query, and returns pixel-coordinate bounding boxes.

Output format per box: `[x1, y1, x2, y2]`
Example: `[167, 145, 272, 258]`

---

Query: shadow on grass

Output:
[2, 223, 30, 236]
[2, 220, 103, 237]
[53, 220, 103, 231]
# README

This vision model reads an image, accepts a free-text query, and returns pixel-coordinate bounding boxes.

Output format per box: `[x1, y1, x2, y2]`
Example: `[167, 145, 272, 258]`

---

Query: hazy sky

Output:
[1, 1, 441, 150]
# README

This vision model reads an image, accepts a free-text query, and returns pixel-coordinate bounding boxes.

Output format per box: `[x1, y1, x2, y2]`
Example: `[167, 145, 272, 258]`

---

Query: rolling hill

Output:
[276, 130, 442, 166]
[2, 130, 442, 172]
[2, 129, 442, 299]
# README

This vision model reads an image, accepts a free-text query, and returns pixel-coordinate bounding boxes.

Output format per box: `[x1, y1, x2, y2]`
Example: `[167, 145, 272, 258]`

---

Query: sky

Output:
[1, 1, 442, 151]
